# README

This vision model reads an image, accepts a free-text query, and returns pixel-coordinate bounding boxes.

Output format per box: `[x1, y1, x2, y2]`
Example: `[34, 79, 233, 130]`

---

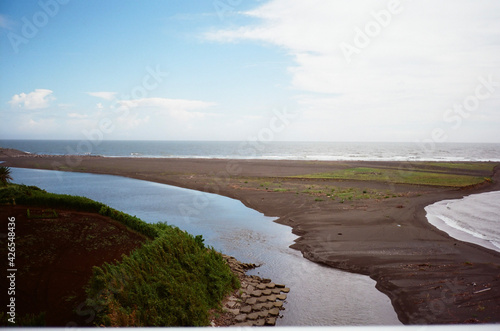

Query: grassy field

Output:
[419, 162, 497, 172]
[296, 163, 495, 187]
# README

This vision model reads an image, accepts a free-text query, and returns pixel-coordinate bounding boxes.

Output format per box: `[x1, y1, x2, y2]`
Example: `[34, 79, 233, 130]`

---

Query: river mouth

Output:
[11, 167, 400, 326]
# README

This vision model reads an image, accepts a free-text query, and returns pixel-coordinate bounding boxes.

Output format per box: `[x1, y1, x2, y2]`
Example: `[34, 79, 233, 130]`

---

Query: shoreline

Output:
[2, 140, 500, 163]
[5, 152, 500, 163]
[2, 151, 500, 324]
[424, 192, 500, 254]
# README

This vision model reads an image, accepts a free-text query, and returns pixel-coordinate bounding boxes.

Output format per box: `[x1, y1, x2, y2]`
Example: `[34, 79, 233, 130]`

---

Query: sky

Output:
[1, 0, 500, 142]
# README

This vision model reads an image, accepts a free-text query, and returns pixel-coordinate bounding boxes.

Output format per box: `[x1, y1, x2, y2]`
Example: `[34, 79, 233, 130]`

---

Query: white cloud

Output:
[205, 0, 500, 141]
[117, 97, 217, 121]
[8, 89, 55, 110]
[117, 113, 151, 130]
[87, 91, 118, 100]
[67, 112, 88, 119]
[17, 117, 57, 134]
[118, 97, 215, 110]
[243, 115, 263, 120]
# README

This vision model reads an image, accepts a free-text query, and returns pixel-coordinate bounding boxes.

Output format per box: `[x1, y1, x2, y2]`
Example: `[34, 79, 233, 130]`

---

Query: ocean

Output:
[425, 191, 500, 253]
[2, 139, 500, 161]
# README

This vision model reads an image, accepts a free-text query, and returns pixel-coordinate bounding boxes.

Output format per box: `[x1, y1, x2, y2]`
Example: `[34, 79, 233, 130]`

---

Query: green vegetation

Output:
[0, 312, 46, 326]
[323, 186, 397, 201]
[86, 226, 238, 326]
[238, 177, 404, 201]
[299, 167, 489, 187]
[419, 162, 497, 172]
[0, 166, 13, 186]
[1, 184, 239, 326]
[26, 208, 58, 219]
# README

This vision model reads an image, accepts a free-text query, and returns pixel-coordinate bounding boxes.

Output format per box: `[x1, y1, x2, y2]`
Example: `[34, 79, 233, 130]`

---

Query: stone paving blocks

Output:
[276, 294, 287, 300]
[240, 305, 252, 314]
[256, 283, 267, 290]
[245, 297, 257, 305]
[256, 296, 268, 303]
[247, 312, 260, 320]
[272, 288, 282, 294]
[269, 308, 280, 316]
[217, 254, 290, 327]
[265, 317, 277, 326]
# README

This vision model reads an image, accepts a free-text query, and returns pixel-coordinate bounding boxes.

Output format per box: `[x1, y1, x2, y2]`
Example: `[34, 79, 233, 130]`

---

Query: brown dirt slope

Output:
[0, 205, 146, 326]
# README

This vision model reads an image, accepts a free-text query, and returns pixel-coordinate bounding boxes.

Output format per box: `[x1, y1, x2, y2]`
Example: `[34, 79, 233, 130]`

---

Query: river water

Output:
[11, 167, 400, 326]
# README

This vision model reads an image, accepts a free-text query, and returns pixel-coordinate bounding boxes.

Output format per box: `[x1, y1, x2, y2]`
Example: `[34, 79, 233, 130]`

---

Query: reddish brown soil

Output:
[0, 205, 147, 326]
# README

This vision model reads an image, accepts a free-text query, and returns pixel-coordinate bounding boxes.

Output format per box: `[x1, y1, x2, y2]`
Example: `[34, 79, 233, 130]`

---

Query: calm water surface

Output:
[11, 167, 400, 326]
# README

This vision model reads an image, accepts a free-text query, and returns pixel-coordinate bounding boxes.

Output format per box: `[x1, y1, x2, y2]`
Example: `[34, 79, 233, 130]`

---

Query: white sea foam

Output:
[425, 191, 500, 253]
[2, 140, 500, 161]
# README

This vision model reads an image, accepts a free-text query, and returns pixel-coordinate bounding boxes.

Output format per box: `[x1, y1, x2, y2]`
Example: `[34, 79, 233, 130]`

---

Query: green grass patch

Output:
[297, 184, 398, 200]
[86, 226, 238, 326]
[420, 162, 497, 172]
[299, 167, 488, 187]
[26, 208, 58, 219]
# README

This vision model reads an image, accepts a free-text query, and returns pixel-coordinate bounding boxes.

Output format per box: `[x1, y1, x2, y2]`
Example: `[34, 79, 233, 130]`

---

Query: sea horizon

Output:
[2, 139, 500, 162]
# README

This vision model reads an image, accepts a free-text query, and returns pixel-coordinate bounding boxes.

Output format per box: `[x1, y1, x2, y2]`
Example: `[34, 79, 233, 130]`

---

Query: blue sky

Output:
[1, 0, 500, 142]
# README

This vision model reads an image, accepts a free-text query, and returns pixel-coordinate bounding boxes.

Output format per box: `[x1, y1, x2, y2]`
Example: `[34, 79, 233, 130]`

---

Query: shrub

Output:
[85, 227, 238, 326]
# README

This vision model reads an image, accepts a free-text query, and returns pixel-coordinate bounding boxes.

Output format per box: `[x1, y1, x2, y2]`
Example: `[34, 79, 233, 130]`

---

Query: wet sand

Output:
[2, 151, 500, 324]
